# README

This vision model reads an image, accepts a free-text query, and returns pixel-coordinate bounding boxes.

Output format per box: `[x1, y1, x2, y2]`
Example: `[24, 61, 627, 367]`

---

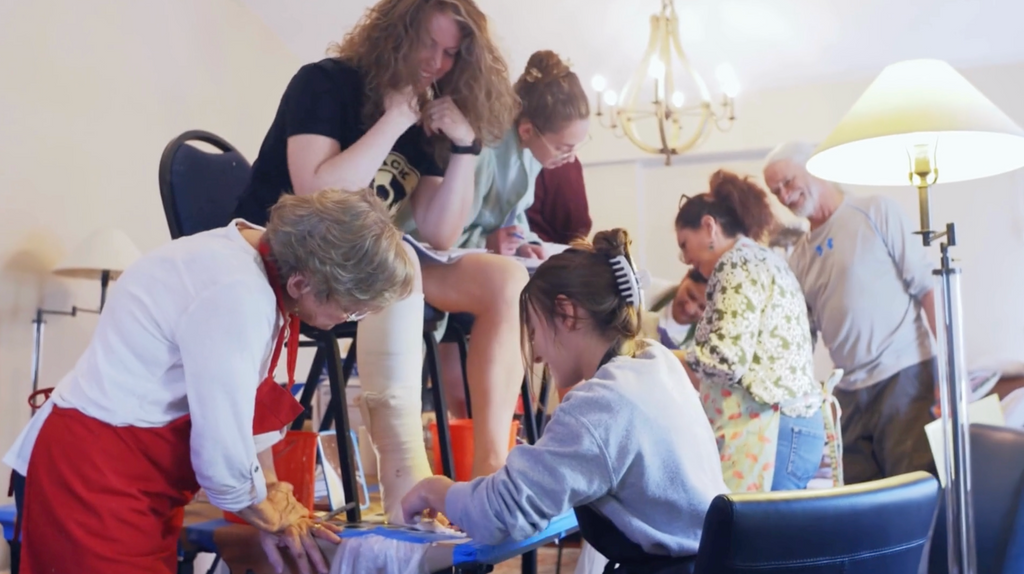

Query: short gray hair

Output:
[764, 141, 817, 170]
[264, 188, 415, 313]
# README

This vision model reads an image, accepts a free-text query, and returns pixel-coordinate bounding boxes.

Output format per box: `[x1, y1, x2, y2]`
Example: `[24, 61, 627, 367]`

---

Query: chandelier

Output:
[590, 0, 739, 165]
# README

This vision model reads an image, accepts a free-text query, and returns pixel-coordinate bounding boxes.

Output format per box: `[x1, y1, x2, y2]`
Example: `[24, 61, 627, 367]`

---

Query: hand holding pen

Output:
[486, 225, 526, 255]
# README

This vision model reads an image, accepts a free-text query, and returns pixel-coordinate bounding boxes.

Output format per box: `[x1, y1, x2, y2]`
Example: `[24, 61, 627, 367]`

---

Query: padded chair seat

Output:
[694, 471, 939, 574]
[928, 424, 1024, 574]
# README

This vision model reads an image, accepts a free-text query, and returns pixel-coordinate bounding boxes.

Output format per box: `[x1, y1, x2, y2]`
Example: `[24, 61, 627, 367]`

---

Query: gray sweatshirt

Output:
[445, 342, 727, 555]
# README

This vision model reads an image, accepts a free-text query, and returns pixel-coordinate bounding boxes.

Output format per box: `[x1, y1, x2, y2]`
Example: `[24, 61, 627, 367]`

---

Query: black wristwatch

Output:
[450, 139, 482, 155]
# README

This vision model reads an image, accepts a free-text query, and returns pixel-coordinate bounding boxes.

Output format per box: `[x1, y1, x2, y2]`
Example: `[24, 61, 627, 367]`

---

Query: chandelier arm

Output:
[665, 106, 714, 154]
[618, 112, 669, 155]
[659, 11, 673, 106]
[669, 13, 712, 103]
[656, 102, 671, 160]
[621, 14, 662, 114]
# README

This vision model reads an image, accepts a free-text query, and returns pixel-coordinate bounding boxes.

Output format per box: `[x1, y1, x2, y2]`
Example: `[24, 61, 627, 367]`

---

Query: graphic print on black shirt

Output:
[375, 151, 422, 213]
[233, 58, 443, 225]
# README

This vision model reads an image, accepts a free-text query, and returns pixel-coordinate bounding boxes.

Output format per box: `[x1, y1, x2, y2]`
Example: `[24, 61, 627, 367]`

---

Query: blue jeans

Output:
[772, 408, 825, 490]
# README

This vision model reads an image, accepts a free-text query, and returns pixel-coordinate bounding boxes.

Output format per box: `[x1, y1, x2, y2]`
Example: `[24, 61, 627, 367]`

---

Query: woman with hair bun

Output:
[398, 49, 592, 257]
[397, 48, 594, 423]
[402, 229, 726, 574]
[675, 170, 825, 493]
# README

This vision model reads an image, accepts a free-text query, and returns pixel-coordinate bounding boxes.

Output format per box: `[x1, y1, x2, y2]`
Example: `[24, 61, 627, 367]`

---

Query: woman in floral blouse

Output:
[676, 170, 824, 492]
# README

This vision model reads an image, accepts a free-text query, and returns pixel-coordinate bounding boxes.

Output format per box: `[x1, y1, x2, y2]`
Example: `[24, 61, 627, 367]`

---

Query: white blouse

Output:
[3, 221, 284, 512]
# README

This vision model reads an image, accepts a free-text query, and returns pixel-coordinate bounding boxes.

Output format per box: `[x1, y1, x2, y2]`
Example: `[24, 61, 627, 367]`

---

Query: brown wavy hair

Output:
[513, 50, 590, 133]
[675, 170, 776, 243]
[329, 0, 518, 162]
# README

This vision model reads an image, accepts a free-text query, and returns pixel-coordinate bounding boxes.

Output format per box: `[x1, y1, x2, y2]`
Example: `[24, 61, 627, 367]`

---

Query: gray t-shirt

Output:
[789, 194, 934, 390]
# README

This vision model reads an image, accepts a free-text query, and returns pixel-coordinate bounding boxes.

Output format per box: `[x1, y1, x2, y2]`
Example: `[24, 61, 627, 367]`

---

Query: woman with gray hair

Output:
[5, 189, 414, 574]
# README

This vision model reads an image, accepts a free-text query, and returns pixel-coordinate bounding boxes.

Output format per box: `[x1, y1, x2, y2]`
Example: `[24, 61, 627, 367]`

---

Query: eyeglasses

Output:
[536, 130, 591, 162]
[345, 310, 369, 323]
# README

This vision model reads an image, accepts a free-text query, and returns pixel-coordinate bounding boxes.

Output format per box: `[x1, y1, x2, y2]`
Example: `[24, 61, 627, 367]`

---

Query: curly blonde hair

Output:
[330, 0, 518, 162]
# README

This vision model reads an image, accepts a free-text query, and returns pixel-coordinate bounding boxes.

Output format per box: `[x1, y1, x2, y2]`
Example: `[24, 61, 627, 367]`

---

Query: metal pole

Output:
[932, 225, 976, 574]
[30, 309, 45, 395]
[100, 269, 111, 311]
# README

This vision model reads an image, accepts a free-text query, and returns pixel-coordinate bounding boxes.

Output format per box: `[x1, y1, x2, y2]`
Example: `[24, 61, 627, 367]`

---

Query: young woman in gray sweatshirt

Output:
[402, 228, 727, 572]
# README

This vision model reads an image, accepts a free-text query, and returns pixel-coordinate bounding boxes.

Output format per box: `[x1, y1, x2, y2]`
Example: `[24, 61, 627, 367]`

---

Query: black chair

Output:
[928, 424, 1024, 574]
[158, 130, 251, 239]
[693, 471, 940, 574]
[158, 130, 460, 525]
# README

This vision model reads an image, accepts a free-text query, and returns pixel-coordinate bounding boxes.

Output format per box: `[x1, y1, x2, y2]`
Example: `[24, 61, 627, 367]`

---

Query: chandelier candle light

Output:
[590, 0, 738, 165]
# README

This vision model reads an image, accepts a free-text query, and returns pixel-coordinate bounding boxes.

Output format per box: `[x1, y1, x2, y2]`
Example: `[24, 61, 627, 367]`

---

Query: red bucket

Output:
[225, 430, 318, 524]
[429, 419, 519, 482]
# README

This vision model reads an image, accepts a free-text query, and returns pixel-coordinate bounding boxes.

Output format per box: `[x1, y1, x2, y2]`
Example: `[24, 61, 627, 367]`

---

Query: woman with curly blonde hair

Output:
[233, 0, 525, 524]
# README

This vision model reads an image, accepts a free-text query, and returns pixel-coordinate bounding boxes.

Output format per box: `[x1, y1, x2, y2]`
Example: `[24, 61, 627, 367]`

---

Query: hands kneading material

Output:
[325, 516, 465, 574]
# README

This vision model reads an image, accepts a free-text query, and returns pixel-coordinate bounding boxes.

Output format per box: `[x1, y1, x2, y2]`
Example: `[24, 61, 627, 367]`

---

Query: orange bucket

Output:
[429, 419, 520, 482]
[225, 430, 319, 524]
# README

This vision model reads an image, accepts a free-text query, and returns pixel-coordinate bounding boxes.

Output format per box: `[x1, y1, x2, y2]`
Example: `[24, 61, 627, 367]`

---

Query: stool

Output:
[291, 304, 456, 523]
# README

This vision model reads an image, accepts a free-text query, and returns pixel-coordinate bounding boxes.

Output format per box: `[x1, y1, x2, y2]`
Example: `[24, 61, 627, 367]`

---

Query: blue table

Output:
[180, 505, 578, 574]
[4, 498, 579, 574]
[1, 503, 15, 541]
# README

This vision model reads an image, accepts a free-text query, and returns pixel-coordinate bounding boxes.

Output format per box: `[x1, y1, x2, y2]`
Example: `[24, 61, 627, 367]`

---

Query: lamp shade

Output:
[806, 59, 1024, 186]
[53, 228, 142, 281]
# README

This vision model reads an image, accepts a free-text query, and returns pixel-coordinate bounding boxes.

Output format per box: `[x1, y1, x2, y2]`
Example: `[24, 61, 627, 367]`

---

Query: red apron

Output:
[19, 239, 306, 574]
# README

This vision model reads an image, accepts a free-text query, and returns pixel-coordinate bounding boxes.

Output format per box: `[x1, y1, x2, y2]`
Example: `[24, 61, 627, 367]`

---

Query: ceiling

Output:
[239, 0, 1024, 97]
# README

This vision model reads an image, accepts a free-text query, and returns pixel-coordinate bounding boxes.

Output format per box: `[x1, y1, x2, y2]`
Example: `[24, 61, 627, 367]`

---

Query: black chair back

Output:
[929, 423, 1024, 574]
[694, 471, 939, 574]
[158, 130, 251, 239]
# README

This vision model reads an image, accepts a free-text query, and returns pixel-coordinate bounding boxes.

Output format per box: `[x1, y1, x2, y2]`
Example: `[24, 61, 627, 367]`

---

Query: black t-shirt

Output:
[233, 58, 443, 226]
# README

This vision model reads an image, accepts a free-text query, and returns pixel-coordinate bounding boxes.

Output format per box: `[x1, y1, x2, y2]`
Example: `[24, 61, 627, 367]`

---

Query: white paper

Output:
[317, 432, 348, 510]
[925, 393, 1005, 487]
[402, 235, 486, 264]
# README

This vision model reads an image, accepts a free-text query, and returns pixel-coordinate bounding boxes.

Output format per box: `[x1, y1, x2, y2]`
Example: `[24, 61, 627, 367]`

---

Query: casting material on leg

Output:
[357, 294, 433, 524]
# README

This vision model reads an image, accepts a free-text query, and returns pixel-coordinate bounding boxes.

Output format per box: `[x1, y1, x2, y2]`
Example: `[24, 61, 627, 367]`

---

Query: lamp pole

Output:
[29, 270, 111, 406]
[911, 153, 977, 574]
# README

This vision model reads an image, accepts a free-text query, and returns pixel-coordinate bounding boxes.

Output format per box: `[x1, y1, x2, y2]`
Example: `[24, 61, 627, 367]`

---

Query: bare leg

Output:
[423, 254, 528, 477]
[356, 242, 432, 524]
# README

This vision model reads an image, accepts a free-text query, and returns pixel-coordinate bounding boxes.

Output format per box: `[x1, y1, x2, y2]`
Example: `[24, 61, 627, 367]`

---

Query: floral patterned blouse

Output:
[687, 236, 819, 417]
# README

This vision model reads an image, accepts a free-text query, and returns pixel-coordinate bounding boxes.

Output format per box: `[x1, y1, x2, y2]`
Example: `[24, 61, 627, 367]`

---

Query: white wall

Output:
[0, 0, 300, 566]
[579, 60, 1024, 376]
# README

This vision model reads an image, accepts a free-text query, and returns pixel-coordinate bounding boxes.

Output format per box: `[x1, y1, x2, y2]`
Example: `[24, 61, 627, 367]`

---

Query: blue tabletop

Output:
[181, 511, 578, 566]
[1, 503, 16, 541]
[3, 501, 579, 567]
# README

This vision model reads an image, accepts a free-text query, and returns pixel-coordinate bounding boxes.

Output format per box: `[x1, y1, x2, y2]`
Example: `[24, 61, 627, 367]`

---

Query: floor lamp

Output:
[805, 59, 1024, 574]
[31, 228, 141, 399]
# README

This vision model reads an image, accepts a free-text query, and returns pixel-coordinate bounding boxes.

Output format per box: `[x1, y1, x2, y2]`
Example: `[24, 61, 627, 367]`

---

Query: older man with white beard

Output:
[763, 141, 938, 485]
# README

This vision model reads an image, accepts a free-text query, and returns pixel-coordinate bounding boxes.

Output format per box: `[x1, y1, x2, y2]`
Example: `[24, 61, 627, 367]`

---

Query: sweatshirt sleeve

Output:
[445, 407, 614, 544]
